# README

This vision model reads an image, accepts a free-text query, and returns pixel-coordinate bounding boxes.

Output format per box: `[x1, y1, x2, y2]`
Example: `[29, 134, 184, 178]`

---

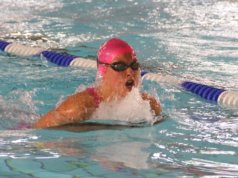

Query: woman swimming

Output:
[33, 38, 162, 128]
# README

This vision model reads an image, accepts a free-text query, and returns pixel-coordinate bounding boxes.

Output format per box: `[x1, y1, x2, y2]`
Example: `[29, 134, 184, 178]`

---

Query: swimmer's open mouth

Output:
[125, 79, 134, 90]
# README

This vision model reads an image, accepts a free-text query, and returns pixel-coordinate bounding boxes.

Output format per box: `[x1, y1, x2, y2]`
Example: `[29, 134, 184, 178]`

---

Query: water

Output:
[1, 0, 238, 177]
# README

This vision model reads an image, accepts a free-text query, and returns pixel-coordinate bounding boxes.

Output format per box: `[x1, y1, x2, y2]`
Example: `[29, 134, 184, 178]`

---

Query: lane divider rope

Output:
[0, 39, 237, 108]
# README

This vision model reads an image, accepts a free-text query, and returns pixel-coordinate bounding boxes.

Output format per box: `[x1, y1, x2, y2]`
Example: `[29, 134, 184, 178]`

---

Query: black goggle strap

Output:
[97, 60, 111, 67]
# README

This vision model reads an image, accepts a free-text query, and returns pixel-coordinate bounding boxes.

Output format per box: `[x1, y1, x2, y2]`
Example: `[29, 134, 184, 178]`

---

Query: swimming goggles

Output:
[98, 61, 140, 72]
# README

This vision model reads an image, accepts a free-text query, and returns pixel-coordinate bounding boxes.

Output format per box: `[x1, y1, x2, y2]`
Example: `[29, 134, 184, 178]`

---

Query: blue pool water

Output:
[1, 0, 238, 177]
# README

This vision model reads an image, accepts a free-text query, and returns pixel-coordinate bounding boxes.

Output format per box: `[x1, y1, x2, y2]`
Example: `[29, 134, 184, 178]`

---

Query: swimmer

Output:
[33, 38, 162, 129]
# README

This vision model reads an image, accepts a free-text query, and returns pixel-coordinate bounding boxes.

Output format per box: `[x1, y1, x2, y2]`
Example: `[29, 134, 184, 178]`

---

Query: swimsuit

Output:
[86, 87, 101, 108]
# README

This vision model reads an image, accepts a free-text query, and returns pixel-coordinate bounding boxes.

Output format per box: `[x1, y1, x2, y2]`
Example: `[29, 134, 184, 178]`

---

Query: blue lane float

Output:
[0, 40, 11, 51]
[41, 51, 76, 66]
[181, 81, 225, 102]
[0, 39, 238, 108]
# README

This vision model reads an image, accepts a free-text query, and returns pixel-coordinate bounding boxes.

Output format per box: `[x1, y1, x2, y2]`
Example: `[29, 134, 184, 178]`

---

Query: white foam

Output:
[0, 0, 63, 35]
[90, 88, 156, 124]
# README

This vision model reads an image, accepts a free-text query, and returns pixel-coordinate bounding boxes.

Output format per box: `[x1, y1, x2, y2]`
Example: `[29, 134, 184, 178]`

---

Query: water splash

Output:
[0, 90, 41, 129]
[91, 88, 157, 125]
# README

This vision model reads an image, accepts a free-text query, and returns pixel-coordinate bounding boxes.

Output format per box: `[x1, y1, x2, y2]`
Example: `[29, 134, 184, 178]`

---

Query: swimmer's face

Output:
[102, 53, 140, 98]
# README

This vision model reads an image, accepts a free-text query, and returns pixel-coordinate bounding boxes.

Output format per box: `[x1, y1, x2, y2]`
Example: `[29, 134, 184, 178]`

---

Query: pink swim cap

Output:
[97, 38, 137, 78]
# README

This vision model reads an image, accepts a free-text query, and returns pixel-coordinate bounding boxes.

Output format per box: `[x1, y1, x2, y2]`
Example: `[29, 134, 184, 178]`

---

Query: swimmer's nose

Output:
[125, 67, 133, 77]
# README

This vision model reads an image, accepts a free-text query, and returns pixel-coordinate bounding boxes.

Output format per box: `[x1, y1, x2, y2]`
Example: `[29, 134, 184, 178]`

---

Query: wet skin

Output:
[33, 53, 161, 129]
[96, 53, 140, 101]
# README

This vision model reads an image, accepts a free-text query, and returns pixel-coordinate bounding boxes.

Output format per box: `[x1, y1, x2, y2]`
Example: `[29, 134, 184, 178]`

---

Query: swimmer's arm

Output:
[33, 91, 95, 129]
[141, 93, 162, 116]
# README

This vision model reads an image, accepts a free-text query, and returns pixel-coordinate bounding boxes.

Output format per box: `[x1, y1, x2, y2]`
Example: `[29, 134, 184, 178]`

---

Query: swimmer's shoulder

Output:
[141, 92, 162, 115]
[141, 92, 157, 101]
[68, 89, 99, 108]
